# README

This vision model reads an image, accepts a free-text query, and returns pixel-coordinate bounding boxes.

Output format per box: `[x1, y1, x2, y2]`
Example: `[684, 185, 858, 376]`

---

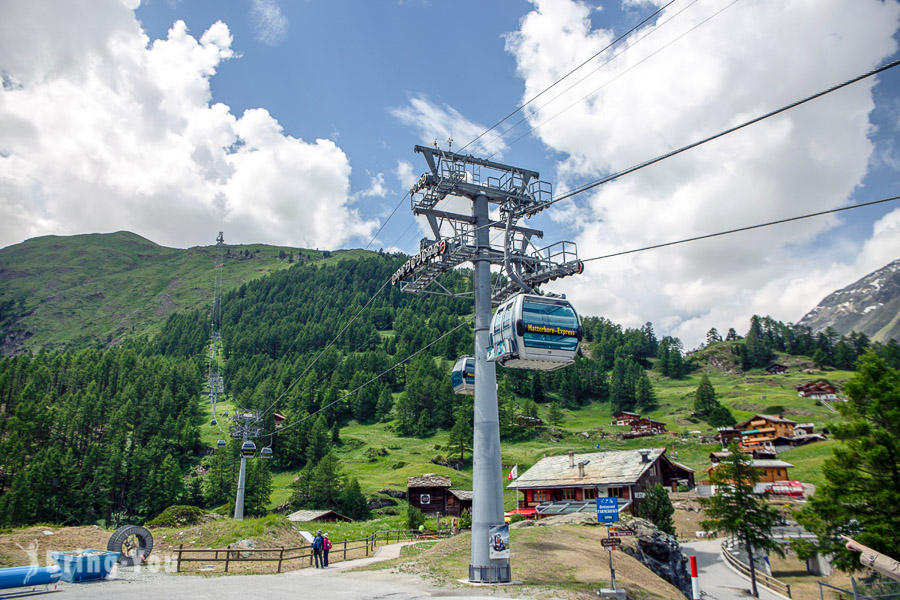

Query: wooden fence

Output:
[174, 529, 450, 573]
[721, 539, 792, 598]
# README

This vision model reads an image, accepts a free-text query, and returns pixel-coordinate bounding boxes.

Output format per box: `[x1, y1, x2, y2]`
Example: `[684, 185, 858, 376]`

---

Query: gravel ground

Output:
[39, 543, 555, 600]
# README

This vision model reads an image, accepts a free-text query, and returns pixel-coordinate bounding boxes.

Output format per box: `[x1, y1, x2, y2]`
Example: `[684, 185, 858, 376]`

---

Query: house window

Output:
[420, 494, 431, 505]
[533, 490, 547, 502]
[561, 488, 576, 500]
[607, 487, 624, 498]
[583, 488, 598, 500]
[649, 466, 657, 477]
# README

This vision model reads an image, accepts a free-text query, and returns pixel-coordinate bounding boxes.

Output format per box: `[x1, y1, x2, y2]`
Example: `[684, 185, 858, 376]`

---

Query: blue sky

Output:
[2, 0, 899, 346]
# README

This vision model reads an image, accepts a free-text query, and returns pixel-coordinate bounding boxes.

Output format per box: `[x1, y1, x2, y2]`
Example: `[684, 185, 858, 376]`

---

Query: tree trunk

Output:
[744, 532, 759, 597]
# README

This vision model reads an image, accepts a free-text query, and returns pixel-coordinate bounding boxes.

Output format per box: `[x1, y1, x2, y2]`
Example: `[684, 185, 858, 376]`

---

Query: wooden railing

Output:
[174, 528, 451, 573]
[721, 539, 792, 598]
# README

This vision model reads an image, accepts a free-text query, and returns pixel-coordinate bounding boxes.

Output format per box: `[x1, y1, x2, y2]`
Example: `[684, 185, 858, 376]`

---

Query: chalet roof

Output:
[704, 458, 794, 473]
[408, 474, 451, 488]
[286, 509, 351, 523]
[507, 448, 666, 490]
[737, 414, 797, 428]
[615, 411, 640, 417]
[449, 489, 473, 501]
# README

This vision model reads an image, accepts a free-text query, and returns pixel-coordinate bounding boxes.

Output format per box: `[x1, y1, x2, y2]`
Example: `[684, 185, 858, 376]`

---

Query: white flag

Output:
[508, 465, 518, 480]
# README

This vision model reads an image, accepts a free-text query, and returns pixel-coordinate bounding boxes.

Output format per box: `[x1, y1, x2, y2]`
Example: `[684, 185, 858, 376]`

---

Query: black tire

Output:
[107, 525, 154, 566]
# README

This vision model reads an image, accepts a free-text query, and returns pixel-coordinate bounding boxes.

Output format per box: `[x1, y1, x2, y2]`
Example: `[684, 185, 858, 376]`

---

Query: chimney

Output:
[578, 461, 585, 477]
[569, 451, 575, 468]
[638, 449, 651, 463]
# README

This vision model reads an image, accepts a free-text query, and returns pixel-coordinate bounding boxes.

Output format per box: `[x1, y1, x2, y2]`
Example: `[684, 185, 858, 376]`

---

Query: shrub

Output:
[508, 514, 524, 524]
[407, 505, 425, 530]
[458, 509, 472, 529]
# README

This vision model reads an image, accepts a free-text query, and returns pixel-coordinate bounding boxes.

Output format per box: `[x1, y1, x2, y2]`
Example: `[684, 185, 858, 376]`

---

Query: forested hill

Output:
[0, 231, 350, 355]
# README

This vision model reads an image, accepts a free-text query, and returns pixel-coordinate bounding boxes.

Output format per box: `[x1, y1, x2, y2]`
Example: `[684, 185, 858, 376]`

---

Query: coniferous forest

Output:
[0, 250, 898, 528]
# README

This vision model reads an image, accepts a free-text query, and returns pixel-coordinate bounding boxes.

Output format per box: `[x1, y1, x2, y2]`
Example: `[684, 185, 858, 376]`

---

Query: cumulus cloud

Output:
[505, 0, 900, 346]
[0, 0, 375, 250]
[250, 0, 289, 46]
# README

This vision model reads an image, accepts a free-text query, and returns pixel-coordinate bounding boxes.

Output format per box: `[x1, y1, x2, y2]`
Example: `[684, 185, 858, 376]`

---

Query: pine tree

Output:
[448, 406, 472, 461]
[701, 443, 784, 597]
[639, 483, 675, 535]
[547, 401, 564, 427]
[795, 352, 900, 573]
[694, 374, 717, 415]
[635, 372, 657, 411]
[340, 477, 369, 520]
[706, 328, 722, 346]
[725, 328, 741, 341]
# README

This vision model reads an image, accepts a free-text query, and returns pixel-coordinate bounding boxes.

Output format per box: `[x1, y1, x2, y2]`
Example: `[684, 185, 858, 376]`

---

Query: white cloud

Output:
[505, 0, 900, 346]
[391, 95, 507, 158]
[250, 0, 289, 46]
[0, 0, 375, 250]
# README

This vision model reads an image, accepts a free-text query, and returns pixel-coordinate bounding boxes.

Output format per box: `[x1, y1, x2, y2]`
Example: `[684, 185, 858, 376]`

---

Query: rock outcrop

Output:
[617, 518, 692, 599]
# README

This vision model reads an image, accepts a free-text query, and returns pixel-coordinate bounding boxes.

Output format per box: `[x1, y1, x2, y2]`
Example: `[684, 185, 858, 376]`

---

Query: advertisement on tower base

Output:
[489, 524, 510, 559]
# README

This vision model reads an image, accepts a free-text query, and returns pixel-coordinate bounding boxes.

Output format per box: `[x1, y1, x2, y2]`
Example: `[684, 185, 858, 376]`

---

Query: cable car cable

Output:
[457, 0, 678, 155]
[266, 316, 474, 439]
[529, 57, 900, 214]
[579, 195, 900, 263]
[488, 0, 736, 160]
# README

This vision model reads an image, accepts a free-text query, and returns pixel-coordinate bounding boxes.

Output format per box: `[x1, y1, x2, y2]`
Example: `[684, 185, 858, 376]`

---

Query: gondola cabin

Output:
[217, 439, 226, 448]
[240, 441, 256, 457]
[450, 355, 475, 395]
[210, 418, 218, 426]
[487, 294, 582, 371]
[260, 447, 273, 459]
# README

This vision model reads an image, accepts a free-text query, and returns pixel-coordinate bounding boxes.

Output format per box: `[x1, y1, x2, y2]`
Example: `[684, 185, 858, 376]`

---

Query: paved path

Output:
[42, 542, 547, 600]
[681, 539, 785, 600]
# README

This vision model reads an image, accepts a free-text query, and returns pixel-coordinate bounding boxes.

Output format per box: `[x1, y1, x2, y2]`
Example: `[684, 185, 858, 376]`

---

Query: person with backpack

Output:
[312, 530, 324, 568]
[323, 533, 332, 567]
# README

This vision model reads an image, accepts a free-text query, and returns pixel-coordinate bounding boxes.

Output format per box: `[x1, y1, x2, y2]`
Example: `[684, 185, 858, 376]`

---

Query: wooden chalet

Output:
[796, 382, 837, 399]
[630, 418, 667, 434]
[736, 414, 797, 449]
[766, 364, 789, 375]
[507, 448, 694, 518]
[705, 456, 794, 491]
[611, 411, 641, 426]
[716, 426, 742, 447]
[407, 474, 470, 516]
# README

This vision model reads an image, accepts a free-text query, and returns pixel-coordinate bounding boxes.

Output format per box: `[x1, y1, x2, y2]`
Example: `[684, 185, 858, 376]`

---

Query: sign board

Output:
[601, 538, 622, 548]
[609, 530, 634, 537]
[596, 497, 619, 523]
[298, 531, 315, 544]
[634, 492, 646, 499]
[489, 524, 510, 559]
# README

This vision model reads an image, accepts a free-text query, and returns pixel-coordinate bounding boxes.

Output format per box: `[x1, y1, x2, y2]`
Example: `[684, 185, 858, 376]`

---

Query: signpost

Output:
[609, 530, 634, 538]
[601, 538, 622, 549]
[596, 497, 619, 523]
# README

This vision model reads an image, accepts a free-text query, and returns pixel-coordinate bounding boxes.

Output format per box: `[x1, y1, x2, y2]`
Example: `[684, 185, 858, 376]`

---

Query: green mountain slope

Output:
[0, 231, 354, 354]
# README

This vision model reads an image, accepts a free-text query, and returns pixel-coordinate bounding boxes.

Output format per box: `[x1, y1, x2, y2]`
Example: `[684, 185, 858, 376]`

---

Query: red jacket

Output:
[324, 538, 332, 551]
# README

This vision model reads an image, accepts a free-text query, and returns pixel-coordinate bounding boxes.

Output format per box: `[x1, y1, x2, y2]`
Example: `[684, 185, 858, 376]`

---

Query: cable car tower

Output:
[395, 145, 583, 583]
[207, 232, 226, 416]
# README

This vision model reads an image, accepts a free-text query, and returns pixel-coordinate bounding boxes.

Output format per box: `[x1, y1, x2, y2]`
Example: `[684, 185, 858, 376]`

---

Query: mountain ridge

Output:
[798, 258, 900, 342]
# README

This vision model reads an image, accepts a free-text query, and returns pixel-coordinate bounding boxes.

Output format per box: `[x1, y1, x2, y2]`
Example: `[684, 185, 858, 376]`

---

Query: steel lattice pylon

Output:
[394, 146, 584, 583]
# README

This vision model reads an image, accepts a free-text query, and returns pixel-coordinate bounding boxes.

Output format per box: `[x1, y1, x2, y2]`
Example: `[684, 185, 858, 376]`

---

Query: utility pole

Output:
[394, 146, 583, 583]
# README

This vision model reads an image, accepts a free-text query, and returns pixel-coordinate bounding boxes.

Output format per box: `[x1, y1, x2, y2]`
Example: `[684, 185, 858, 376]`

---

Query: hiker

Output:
[323, 533, 332, 567]
[312, 530, 324, 568]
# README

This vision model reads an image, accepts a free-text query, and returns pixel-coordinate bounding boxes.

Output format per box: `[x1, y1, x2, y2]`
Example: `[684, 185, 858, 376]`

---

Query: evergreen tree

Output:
[725, 328, 741, 341]
[694, 374, 717, 415]
[375, 387, 393, 422]
[306, 415, 330, 465]
[635, 372, 657, 411]
[204, 444, 234, 509]
[701, 443, 784, 597]
[340, 477, 369, 521]
[707, 404, 736, 427]
[547, 401, 564, 427]
[706, 328, 722, 346]
[638, 483, 675, 536]
[407, 504, 425, 530]
[795, 352, 900, 573]
[245, 458, 273, 517]
[448, 406, 472, 461]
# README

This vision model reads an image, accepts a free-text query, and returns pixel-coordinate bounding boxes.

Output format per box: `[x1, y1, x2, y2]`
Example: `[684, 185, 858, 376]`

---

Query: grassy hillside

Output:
[0, 231, 365, 353]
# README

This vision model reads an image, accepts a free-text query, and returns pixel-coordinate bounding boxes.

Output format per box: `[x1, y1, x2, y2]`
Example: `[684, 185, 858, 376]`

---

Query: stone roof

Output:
[286, 509, 351, 522]
[449, 489, 473, 501]
[507, 448, 666, 489]
[737, 414, 798, 428]
[408, 474, 451, 488]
